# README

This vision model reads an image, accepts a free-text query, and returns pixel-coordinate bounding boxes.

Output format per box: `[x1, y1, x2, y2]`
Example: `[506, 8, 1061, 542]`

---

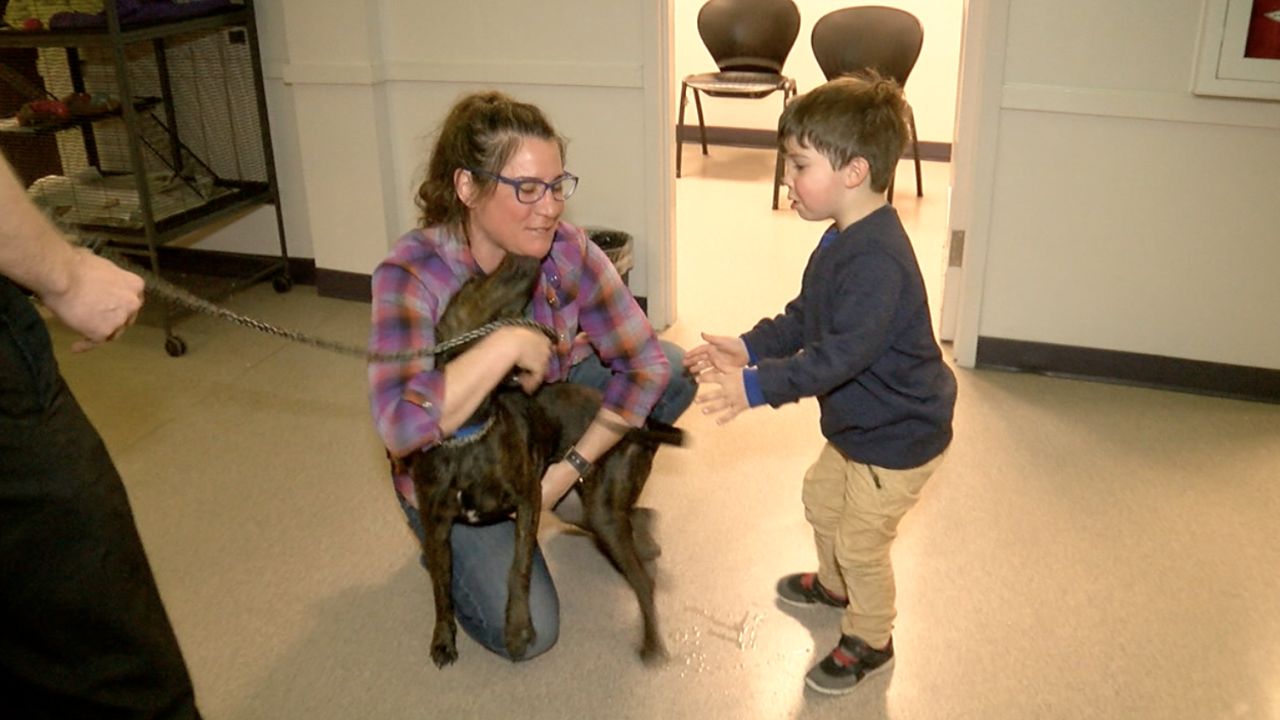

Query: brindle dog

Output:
[408, 253, 683, 668]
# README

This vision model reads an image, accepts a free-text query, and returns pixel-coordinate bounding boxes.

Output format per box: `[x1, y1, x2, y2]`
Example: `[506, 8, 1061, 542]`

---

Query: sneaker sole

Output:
[776, 574, 849, 609]
[804, 656, 895, 696]
[776, 593, 846, 610]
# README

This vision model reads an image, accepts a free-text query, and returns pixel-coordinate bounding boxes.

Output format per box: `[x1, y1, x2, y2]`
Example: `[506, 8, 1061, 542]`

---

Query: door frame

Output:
[939, 0, 1008, 367]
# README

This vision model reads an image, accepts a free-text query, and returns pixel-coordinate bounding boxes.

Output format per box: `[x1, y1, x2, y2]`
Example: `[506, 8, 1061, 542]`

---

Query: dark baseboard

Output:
[975, 336, 1280, 405]
[113, 244, 315, 286]
[677, 125, 952, 163]
[316, 267, 372, 303]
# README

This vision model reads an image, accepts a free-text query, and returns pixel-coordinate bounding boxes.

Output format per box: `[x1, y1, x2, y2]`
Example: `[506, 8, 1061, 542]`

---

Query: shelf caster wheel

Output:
[272, 274, 293, 293]
[165, 335, 187, 357]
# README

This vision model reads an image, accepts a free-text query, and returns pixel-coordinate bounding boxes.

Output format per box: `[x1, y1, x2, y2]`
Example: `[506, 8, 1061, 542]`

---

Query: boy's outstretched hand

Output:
[683, 332, 748, 375]
[693, 367, 749, 425]
[685, 332, 751, 425]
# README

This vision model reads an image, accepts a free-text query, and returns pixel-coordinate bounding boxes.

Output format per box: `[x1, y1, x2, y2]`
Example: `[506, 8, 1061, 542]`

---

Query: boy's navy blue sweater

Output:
[741, 204, 956, 469]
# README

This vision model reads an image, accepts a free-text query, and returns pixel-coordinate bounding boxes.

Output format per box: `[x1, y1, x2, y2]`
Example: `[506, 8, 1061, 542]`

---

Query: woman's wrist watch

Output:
[563, 447, 595, 479]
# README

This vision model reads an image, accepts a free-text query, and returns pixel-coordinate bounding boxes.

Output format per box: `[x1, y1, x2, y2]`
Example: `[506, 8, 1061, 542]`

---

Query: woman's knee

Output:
[653, 340, 696, 424]
[448, 522, 560, 661]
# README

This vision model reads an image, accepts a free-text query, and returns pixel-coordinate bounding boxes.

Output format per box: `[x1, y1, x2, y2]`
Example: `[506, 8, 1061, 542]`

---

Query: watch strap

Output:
[563, 447, 594, 477]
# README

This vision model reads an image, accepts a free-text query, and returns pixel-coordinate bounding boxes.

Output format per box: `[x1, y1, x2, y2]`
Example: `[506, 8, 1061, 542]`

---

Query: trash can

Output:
[585, 226, 634, 287]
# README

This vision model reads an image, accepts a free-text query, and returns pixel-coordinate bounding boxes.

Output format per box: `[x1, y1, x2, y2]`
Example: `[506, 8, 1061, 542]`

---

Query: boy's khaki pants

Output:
[802, 442, 946, 649]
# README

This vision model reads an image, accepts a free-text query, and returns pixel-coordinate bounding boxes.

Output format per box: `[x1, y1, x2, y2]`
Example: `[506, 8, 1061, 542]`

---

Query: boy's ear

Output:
[843, 157, 871, 189]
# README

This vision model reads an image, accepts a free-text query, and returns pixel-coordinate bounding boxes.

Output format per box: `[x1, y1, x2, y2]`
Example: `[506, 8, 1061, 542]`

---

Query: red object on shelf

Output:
[16, 100, 70, 127]
[21, 18, 44, 31]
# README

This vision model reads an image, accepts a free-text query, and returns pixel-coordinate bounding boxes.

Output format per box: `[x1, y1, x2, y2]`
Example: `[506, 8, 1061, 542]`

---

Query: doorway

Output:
[663, 0, 975, 353]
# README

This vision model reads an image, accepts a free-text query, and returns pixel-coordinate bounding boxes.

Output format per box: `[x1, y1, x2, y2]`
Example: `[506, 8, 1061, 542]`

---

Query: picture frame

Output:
[1194, 0, 1280, 100]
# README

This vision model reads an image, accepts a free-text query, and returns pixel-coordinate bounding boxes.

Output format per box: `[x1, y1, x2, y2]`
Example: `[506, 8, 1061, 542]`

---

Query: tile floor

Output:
[45, 147, 1280, 719]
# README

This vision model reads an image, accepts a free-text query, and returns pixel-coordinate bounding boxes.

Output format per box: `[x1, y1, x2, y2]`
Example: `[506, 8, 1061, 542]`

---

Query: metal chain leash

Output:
[97, 248, 559, 362]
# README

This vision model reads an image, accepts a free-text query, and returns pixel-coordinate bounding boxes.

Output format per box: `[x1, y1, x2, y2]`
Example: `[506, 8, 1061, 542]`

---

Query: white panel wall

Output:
[673, 0, 963, 143]
[969, 0, 1280, 369]
[257, 0, 672, 321]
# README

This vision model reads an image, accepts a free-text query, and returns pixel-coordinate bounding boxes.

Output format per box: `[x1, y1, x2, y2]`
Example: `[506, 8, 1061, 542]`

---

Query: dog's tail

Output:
[627, 420, 686, 448]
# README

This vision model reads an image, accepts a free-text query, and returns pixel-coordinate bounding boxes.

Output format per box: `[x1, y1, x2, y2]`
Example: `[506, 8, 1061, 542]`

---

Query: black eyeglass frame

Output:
[466, 168, 579, 204]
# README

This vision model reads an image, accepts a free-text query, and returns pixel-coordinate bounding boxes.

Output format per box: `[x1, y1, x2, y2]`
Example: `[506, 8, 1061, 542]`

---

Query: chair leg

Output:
[909, 103, 923, 197]
[676, 82, 688, 178]
[773, 84, 796, 209]
[773, 147, 784, 210]
[772, 88, 791, 210]
[693, 89, 708, 156]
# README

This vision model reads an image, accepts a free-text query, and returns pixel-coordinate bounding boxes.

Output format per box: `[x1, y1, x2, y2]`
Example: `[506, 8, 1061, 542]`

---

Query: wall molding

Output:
[1001, 83, 1280, 130]
[677, 125, 953, 162]
[279, 60, 644, 89]
[975, 336, 1280, 405]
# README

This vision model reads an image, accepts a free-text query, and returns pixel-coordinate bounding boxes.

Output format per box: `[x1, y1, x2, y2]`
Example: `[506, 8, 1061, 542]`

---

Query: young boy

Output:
[684, 74, 956, 696]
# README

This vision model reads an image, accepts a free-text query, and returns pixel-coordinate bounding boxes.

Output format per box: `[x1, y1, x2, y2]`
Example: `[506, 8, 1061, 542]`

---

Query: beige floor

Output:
[48, 147, 1280, 719]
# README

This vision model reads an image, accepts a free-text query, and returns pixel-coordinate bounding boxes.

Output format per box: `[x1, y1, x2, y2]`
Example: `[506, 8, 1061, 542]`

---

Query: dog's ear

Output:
[435, 254, 544, 359]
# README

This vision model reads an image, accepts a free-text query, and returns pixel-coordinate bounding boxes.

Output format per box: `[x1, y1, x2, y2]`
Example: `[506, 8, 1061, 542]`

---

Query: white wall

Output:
[674, 0, 963, 143]
[956, 0, 1280, 370]
[239, 0, 675, 325]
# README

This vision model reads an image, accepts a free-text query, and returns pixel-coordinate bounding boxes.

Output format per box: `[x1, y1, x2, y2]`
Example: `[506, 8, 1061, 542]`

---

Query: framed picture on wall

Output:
[1194, 0, 1280, 100]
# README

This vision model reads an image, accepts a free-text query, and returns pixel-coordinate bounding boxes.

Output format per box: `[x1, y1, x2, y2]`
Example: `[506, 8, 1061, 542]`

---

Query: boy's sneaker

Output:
[805, 635, 895, 695]
[776, 572, 849, 608]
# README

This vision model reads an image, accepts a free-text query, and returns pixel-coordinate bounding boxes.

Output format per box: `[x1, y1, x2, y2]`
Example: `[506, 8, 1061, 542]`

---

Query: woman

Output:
[368, 90, 694, 660]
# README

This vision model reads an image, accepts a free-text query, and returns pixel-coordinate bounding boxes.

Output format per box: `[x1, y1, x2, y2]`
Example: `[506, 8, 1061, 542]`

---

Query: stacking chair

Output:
[677, 0, 800, 209]
[810, 6, 925, 202]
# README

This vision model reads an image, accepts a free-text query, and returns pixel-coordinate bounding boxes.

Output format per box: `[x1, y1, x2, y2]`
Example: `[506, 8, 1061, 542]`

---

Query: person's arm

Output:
[369, 260, 552, 459]
[755, 253, 906, 407]
[0, 156, 142, 352]
[539, 234, 671, 509]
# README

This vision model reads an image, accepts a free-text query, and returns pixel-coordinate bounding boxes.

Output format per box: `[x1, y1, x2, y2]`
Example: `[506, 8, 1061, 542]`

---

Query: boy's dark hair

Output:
[416, 90, 567, 227]
[777, 72, 909, 193]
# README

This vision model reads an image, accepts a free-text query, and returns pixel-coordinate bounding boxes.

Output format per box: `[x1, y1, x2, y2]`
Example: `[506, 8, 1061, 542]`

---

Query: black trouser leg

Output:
[0, 278, 200, 719]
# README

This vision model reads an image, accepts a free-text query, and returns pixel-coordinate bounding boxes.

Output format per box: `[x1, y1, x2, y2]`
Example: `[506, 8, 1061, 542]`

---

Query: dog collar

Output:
[438, 416, 496, 449]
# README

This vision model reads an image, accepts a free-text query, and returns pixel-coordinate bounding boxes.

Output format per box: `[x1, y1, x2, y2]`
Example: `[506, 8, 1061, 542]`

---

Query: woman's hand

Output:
[540, 459, 580, 510]
[684, 332, 749, 376]
[500, 325, 554, 393]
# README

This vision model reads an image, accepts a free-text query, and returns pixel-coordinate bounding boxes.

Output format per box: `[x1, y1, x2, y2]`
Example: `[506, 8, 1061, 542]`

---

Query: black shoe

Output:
[776, 572, 848, 608]
[804, 635, 894, 695]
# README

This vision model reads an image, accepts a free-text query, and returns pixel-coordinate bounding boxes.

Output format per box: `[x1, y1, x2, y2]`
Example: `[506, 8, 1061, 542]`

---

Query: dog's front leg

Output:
[419, 501, 459, 668]
[504, 493, 539, 659]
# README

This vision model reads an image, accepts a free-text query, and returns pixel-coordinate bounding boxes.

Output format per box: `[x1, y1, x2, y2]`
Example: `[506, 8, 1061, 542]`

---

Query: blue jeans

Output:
[402, 340, 694, 660]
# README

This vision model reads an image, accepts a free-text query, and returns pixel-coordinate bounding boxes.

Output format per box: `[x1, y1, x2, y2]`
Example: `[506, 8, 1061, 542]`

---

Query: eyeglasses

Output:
[467, 168, 579, 204]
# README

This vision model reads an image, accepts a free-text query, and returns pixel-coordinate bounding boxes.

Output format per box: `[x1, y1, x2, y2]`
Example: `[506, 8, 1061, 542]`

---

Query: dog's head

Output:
[433, 253, 543, 367]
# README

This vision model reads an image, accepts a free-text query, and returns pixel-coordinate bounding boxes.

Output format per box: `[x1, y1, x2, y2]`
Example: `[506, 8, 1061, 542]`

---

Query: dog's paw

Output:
[431, 640, 459, 668]
[431, 623, 459, 668]
[640, 640, 669, 668]
[505, 622, 536, 660]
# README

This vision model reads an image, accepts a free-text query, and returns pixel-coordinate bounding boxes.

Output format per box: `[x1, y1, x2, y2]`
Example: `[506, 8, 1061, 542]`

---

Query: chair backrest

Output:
[697, 0, 801, 75]
[811, 6, 924, 86]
